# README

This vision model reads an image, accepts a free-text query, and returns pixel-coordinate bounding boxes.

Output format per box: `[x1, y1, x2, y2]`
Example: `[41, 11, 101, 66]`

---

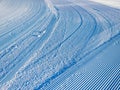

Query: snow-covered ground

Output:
[0, 0, 120, 89]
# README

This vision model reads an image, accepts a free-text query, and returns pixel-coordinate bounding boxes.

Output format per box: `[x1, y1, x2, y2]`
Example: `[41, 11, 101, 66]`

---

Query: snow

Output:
[0, 0, 120, 89]
[89, 0, 120, 9]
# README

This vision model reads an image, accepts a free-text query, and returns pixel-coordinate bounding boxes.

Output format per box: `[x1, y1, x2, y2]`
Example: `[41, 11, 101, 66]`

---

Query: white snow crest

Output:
[44, 0, 57, 16]
[89, 0, 120, 9]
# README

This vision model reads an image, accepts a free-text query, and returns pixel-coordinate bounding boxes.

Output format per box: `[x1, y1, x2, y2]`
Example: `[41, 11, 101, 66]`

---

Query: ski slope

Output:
[0, 0, 120, 90]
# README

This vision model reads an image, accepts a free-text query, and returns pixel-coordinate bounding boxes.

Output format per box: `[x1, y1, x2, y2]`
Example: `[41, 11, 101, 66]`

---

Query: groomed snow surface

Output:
[0, 0, 120, 90]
